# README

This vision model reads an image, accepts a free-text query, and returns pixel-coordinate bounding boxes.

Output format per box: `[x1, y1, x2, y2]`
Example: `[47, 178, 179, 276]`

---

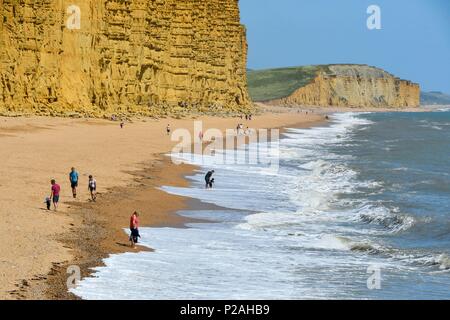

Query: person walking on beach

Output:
[205, 170, 215, 189]
[69, 167, 79, 199]
[129, 211, 140, 248]
[166, 124, 171, 136]
[50, 179, 61, 211]
[236, 124, 241, 135]
[88, 175, 97, 202]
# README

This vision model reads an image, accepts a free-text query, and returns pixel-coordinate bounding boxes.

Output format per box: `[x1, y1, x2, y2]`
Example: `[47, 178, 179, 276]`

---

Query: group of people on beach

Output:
[47, 168, 141, 248]
[47, 167, 97, 211]
[236, 123, 252, 136]
[45, 121, 222, 250]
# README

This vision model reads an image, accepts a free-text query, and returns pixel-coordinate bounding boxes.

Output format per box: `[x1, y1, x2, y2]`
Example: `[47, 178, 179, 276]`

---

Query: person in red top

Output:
[50, 179, 61, 211]
[129, 211, 141, 248]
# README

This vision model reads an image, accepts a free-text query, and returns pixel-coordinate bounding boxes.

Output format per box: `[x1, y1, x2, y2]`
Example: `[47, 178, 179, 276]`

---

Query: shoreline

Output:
[0, 110, 325, 299]
[256, 103, 436, 114]
[65, 108, 450, 300]
[50, 120, 327, 299]
[44, 117, 325, 300]
[39, 157, 200, 300]
[5, 106, 441, 299]
[41, 156, 245, 300]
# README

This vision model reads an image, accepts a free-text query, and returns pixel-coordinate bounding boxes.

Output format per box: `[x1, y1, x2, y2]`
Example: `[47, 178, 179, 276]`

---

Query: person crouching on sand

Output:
[205, 170, 215, 189]
[50, 179, 61, 211]
[129, 211, 141, 248]
[88, 175, 97, 202]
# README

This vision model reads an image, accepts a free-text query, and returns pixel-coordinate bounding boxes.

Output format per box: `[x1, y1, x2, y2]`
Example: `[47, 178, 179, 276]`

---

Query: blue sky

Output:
[240, 0, 450, 93]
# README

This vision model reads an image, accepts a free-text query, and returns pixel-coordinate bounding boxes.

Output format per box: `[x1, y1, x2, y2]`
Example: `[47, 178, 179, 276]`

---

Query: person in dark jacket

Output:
[205, 170, 215, 189]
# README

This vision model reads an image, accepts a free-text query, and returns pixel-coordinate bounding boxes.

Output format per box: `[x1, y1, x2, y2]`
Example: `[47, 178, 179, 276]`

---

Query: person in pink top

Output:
[50, 179, 61, 211]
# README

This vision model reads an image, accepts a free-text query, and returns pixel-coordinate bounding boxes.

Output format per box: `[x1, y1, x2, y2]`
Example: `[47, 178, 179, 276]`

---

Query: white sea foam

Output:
[72, 112, 450, 300]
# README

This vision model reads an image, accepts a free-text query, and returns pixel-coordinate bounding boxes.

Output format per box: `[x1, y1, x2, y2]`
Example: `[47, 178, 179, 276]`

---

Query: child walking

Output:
[88, 175, 97, 201]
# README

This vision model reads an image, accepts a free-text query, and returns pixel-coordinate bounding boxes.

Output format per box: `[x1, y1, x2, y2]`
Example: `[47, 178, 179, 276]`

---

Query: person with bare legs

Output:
[69, 167, 79, 198]
[88, 175, 97, 202]
[129, 211, 141, 248]
[50, 179, 61, 211]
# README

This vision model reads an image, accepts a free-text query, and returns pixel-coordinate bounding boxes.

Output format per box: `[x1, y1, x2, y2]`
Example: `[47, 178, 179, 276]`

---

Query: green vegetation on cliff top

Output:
[247, 65, 329, 102]
[247, 64, 418, 103]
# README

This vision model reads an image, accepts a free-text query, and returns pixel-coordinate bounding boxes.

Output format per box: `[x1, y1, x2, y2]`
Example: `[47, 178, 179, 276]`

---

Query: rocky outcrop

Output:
[268, 65, 420, 108]
[0, 0, 251, 117]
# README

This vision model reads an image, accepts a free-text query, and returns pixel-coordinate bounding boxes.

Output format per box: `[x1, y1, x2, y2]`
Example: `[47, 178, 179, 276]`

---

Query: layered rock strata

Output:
[0, 0, 251, 117]
[270, 65, 420, 108]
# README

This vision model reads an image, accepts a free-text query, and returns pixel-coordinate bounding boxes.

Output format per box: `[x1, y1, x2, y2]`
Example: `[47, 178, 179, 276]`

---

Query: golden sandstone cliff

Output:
[0, 0, 251, 117]
[249, 65, 420, 108]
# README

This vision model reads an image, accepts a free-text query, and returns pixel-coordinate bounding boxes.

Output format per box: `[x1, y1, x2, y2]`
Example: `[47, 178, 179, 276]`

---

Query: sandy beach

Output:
[0, 109, 325, 299]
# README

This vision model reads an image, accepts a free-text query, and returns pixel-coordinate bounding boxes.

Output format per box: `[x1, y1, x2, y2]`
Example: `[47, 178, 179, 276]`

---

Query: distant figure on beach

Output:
[88, 175, 97, 202]
[44, 197, 51, 210]
[50, 179, 60, 211]
[69, 167, 79, 199]
[166, 124, 171, 135]
[120, 121, 124, 129]
[129, 211, 141, 248]
[205, 170, 215, 189]
[198, 130, 203, 141]
[236, 123, 244, 135]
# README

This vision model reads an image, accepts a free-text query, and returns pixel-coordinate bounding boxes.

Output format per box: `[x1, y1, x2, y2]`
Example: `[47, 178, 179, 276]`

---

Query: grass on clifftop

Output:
[247, 65, 329, 102]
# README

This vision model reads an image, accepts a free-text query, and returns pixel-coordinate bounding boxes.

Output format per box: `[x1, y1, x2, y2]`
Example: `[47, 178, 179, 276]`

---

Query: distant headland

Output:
[247, 64, 421, 108]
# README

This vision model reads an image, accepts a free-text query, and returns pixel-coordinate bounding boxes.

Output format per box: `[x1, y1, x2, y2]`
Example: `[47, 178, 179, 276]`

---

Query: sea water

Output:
[72, 111, 450, 299]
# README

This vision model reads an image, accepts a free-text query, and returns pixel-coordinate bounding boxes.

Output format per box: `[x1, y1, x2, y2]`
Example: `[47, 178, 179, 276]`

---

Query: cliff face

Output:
[247, 64, 420, 108]
[0, 0, 251, 117]
[249, 65, 420, 108]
